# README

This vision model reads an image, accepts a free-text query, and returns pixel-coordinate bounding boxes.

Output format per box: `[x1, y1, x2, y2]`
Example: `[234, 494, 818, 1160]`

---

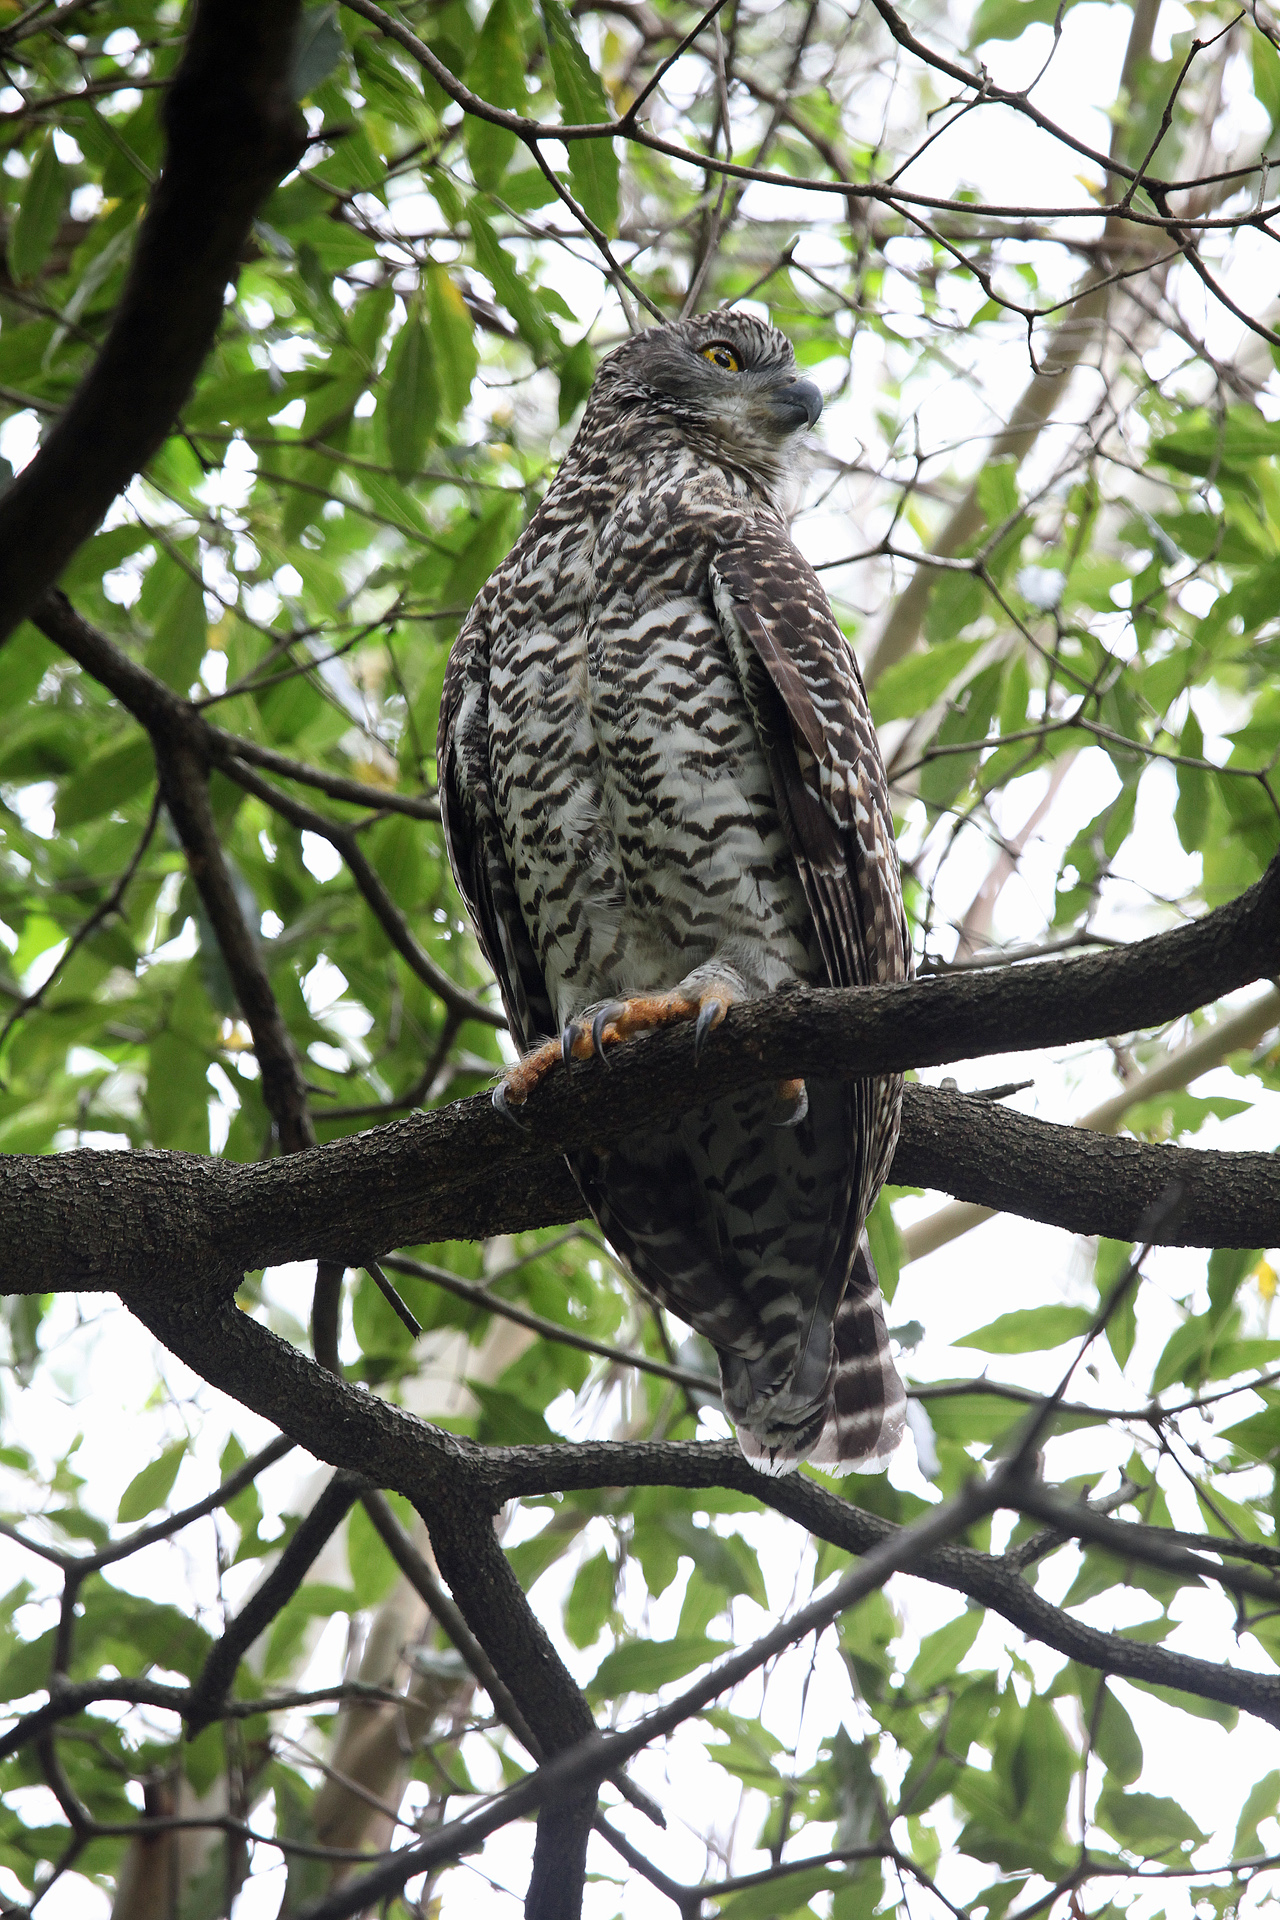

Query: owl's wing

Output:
[437, 606, 555, 1051]
[710, 525, 910, 995]
[709, 522, 909, 1474]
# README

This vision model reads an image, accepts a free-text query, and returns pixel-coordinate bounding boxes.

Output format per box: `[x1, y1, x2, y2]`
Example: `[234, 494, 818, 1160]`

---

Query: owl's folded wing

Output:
[710, 525, 910, 995]
[437, 609, 556, 1051]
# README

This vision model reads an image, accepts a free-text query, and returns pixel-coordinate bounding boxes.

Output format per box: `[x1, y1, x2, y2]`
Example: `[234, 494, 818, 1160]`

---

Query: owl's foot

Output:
[492, 1034, 566, 1124]
[491, 977, 739, 1125]
[565, 978, 738, 1068]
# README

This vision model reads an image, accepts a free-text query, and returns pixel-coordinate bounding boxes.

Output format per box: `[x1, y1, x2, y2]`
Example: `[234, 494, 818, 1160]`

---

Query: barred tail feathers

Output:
[734, 1235, 905, 1476]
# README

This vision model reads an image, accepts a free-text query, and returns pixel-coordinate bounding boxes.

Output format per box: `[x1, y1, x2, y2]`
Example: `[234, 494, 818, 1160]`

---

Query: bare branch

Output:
[0, 1, 307, 640]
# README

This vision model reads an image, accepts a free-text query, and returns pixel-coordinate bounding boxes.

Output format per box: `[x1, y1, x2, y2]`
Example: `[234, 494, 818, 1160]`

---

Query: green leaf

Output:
[663, 1514, 767, 1606]
[918, 660, 1003, 811]
[541, 0, 619, 232]
[290, 3, 345, 100]
[970, 0, 1081, 45]
[1123, 1090, 1249, 1139]
[588, 1633, 731, 1700]
[1208, 1245, 1262, 1320]
[263, 1584, 359, 1681]
[923, 1390, 1029, 1447]
[470, 1380, 558, 1446]
[1087, 1683, 1143, 1787]
[1234, 1768, 1280, 1856]
[975, 456, 1020, 533]
[1125, 1678, 1235, 1727]
[469, 203, 555, 352]
[346, 1495, 413, 1607]
[465, 0, 525, 189]
[185, 367, 329, 431]
[869, 639, 985, 725]
[866, 1189, 903, 1306]
[718, 1865, 847, 1918]
[1095, 1784, 1206, 1856]
[906, 1608, 981, 1693]
[1095, 1240, 1137, 1368]
[1202, 1338, 1280, 1382]
[117, 1441, 187, 1523]
[557, 336, 595, 426]
[145, 961, 216, 1154]
[505, 1517, 582, 1592]
[1221, 1399, 1280, 1463]
[55, 732, 153, 830]
[1175, 708, 1210, 854]
[439, 493, 523, 606]
[385, 309, 442, 481]
[1255, 31, 1280, 130]
[956, 1305, 1093, 1353]
[565, 1549, 614, 1648]
[1151, 405, 1280, 476]
[143, 565, 208, 694]
[184, 1721, 225, 1796]
[427, 265, 479, 420]
[9, 139, 67, 285]
[1151, 1311, 1217, 1393]
[1013, 1694, 1074, 1835]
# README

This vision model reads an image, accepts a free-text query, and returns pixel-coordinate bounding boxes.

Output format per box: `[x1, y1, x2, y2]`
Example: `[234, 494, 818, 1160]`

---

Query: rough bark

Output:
[0, 0, 307, 639]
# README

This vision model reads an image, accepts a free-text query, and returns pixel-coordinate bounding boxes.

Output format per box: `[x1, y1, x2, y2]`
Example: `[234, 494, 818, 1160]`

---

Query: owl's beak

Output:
[770, 379, 823, 431]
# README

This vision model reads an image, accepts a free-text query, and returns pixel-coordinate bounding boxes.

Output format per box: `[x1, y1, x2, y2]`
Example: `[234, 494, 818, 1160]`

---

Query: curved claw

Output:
[772, 1078, 809, 1129]
[693, 995, 727, 1064]
[561, 1024, 575, 1073]
[592, 1001, 625, 1063]
[492, 1080, 530, 1132]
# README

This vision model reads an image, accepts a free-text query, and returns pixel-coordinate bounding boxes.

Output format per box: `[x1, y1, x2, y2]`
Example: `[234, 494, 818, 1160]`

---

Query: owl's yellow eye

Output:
[700, 342, 742, 373]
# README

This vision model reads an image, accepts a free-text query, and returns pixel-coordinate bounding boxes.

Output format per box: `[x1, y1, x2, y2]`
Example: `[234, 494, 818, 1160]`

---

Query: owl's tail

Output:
[734, 1235, 906, 1477]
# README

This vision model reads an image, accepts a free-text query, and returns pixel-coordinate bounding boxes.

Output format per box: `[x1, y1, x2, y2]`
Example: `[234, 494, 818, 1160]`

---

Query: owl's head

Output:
[580, 309, 823, 493]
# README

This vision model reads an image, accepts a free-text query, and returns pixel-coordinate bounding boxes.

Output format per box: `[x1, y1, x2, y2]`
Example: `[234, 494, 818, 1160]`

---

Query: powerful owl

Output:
[438, 310, 911, 1473]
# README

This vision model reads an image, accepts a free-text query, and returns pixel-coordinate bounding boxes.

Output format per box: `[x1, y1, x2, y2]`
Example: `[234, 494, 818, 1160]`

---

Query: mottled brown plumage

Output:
[438, 310, 911, 1472]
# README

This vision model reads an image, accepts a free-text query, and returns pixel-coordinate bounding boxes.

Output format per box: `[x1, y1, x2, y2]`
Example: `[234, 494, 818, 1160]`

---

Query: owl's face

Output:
[586, 310, 823, 490]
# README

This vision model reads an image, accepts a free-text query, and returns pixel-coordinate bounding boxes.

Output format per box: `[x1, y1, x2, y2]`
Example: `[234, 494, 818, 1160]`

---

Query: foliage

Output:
[1, 0, 1280, 1915]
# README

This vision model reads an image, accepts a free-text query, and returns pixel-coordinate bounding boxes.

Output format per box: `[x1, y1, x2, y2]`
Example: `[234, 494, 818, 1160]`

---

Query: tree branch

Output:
[0, 0, 307, 640]
[492, 1439, 1280, 1730]
[5, 1039, 1280, 1311]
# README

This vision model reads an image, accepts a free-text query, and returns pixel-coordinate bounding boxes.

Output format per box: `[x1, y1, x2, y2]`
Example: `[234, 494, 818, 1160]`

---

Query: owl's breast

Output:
[487, 498, 816, 1028]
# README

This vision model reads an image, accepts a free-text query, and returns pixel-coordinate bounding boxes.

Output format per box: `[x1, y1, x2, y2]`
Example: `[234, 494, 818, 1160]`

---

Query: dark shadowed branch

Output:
[3, 1009, 1279, 1311]
[0, 0, 307, 639]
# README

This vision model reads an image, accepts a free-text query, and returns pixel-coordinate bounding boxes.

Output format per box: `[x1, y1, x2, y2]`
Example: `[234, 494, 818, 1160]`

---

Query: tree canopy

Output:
[2, 0, 1280, 1915]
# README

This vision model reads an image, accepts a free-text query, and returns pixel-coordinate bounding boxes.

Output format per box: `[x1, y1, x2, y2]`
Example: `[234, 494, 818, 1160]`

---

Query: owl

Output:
[438, 310, 911, 1473]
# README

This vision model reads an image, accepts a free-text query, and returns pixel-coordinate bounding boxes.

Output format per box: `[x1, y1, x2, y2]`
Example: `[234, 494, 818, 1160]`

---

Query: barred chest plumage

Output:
[486, 440, 819, 1031]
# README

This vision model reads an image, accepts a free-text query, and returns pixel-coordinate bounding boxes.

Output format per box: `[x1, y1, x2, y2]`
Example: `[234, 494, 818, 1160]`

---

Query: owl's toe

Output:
[559, 1001, 627, 1071]
[591, 1001, 626, 1061]
[771, 1077, 809, 1128]
[692, 988, 732, 1062]
[492, 1078, 531, 1131]
[494, 1033, 567, 1118]
[504, 977, 741, 1115]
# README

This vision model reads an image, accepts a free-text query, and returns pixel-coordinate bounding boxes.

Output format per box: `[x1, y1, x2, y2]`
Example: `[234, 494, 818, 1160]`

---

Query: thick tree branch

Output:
[0, 1, 307, 639]
[892, 1083, 1280, 1246]
[4, 1077, 1279, 1314]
